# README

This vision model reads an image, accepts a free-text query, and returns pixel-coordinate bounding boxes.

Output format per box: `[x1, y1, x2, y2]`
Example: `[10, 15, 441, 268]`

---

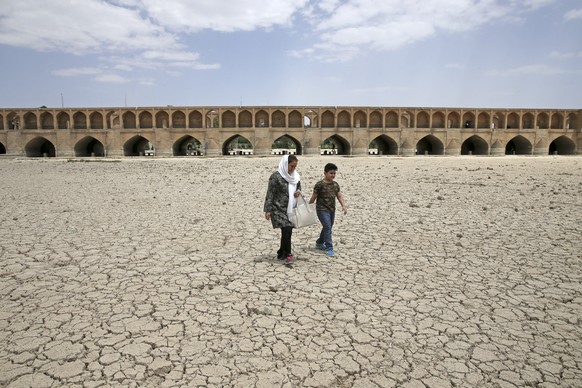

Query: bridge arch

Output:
[75, 136, 105, 157]
[417, 111, 429, 128]
[0, 141, 6, 154]
[549, 135, 576, 155]
[492, 112, 505, 129]
[370, 110, 382, 128]
[90, 112, 103, 129]
[25, 136, 56, 157]
[432, 111, 445, 128]
[370, 135, 398, 155]
[272, 110, 285, 128]
[139, 111, 153, 129]
[322, 110, 334, 128]
[416, 135, 444, 155]
[124, 135, 151, 156]
[337, 110, 350, 127]
[477, 112, 490, 128]
[401, 110, 415, 128]
[174, 135, 203, 156]
[256, 110, 269, 127]
[551, 112, 563, 129]
[505, 135, 532, 155]
[537, 112, 549, 129]
[461, 135, 489, 155]
[189, 110, 203, 128]
[23, 112, 37, 129]
[321, 134, 350, 155]
[223, 134, 253, 155]
[123, 111, 136, 129]
[448, 112, 461, 128]
[272, 135, 302, 155]
[289, 110, 303, 128]
[354, 110, 367, 128]
[567, 113, 578, 129]
[156, 111, 169, 128]
[463, 112, 475, 128]
[386, 111, 398, 128]
[172, 111, 186, 128]
[222, 110, 235, 128]
[522, 113, 534, 129]
[40, 112, 54, 129]
[56, 112, 69, 129]
[239, 110, 252, 128]
[7, 112, 19, 129]
[73, 112, 87, 129]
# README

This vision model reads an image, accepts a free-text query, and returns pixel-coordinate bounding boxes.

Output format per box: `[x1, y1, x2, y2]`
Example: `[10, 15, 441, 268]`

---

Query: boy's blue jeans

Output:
[316, 210, 335, 248]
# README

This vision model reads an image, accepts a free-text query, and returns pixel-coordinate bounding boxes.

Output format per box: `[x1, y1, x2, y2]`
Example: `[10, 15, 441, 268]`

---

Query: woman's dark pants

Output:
[278, 226, 293, 258]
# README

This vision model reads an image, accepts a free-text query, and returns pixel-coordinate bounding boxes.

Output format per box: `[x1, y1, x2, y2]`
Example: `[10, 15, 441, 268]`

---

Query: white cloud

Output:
[0, 0, 176, 53]
[93, 73, 129, 83]
[550, 51, 582, 59]
[565, 8, 582, 21]
[0, 0, 222, 74]
[141, 0, 309, 32]
[52, 67, 103, 77]
[293, 0, 559, 61]
[52, 66, 129, 83]
[445, 63, 466, 70]
[486, 64, 573, 76]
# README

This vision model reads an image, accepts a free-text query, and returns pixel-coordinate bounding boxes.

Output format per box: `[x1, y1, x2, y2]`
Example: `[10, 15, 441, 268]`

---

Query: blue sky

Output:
[1, 0, 581, 109]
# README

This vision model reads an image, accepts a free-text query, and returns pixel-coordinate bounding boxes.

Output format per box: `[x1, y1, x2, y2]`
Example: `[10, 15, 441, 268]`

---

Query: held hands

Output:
[294, 191, 301, 198]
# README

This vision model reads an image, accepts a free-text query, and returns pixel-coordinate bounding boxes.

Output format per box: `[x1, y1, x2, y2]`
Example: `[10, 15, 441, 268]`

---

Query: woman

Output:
[264, 155, 301, 264]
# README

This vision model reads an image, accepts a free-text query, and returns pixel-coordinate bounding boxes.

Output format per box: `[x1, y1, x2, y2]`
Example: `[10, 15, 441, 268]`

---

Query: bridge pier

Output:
[303, 147, 320, 156]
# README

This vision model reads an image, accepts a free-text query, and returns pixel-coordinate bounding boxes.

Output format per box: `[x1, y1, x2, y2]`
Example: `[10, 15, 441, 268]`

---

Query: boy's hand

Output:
[341, 205, 348, 214]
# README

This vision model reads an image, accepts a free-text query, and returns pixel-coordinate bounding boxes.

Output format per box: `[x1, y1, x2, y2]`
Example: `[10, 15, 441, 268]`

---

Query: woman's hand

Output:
[293, 191, 301, 198]
[265, 212, 271, 221]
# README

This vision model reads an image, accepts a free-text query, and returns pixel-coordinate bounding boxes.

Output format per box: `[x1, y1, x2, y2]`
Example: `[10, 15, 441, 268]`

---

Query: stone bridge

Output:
[0, 106, 580, 157]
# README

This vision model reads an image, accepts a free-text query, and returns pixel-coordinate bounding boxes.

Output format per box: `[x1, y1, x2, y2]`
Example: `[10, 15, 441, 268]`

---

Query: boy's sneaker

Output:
[325, 247, 335, 257]
[285, 254, 295, 264]
[315, 242, 326, 250]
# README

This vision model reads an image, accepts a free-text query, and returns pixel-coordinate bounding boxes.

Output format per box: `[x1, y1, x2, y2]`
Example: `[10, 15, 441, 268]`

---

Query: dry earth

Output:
[0, 156, 581, 388]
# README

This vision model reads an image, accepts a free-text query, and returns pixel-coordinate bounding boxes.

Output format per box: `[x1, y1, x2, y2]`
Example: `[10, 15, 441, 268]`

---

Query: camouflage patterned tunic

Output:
[263, 171, 302, 229]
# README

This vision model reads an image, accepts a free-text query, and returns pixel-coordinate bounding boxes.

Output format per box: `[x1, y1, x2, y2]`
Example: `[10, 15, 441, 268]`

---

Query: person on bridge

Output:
[264, 155, 302, 265]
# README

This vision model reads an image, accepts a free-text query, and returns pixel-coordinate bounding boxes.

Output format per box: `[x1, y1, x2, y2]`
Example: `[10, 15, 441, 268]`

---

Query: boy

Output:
[309, 163, 347, 257]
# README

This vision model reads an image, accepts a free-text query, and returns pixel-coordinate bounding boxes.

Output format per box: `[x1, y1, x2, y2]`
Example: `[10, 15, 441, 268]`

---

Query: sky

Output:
[0, 0, 581, 110]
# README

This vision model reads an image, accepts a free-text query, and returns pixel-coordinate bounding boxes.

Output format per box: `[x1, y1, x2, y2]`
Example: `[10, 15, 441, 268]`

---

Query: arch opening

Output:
[369, 135, 398, 155]
[505, 135, 532, 155]
[416, 135, 444, 155]
[223, 135, 253, 155]
[25, 137, 56, 157]
[272, 135, 302, 155]
[549, 136, 576, 155]
[0, 141, 6, 154]
[124, 135, 152, 156]
[75, 136, 105, 157]
[461, 135, 489, 155]
[174, 135, 204, 156]
[321, 135, 350, 155]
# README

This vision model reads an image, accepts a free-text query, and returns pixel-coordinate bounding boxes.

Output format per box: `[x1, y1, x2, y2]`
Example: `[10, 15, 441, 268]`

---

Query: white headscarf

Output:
[277, 155, 300, 215]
